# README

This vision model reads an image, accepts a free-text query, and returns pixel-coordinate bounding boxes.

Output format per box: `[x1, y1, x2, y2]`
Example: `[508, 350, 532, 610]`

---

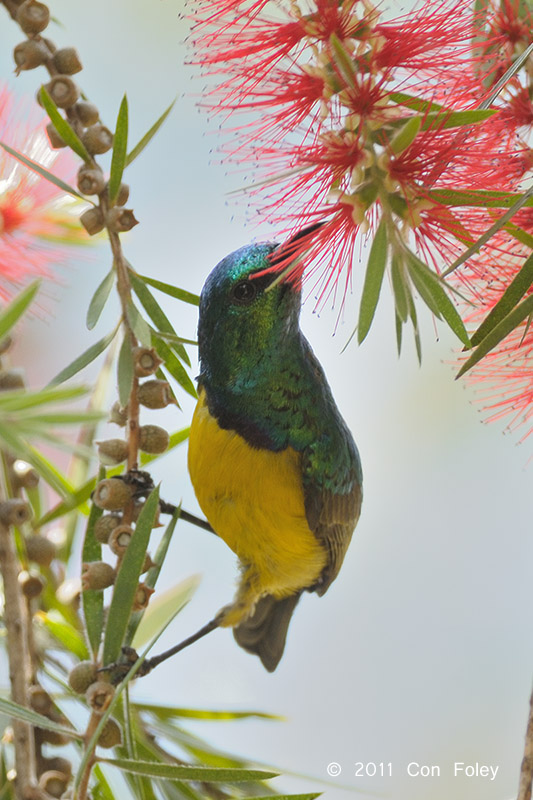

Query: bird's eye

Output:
[231, 280, 257, 305]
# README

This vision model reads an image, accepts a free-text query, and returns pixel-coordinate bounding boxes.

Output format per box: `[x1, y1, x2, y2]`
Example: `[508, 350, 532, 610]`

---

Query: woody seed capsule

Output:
[16, 0, 50, 34]
[25, 534, 57, 566]
[139, 424, 169, 455]
[132, 582, 155, 611]
[81, 561, 115, 590]
[45, 123, 66, 149]
[97, 717, 122, 748]
[18, 570, 45, 599]
[133, 347, 162, 377]
[109, 401, 128, 426]
[38, 770, 69, 799]
[81, 124, 113, 155]
[93, 514, 121, 544]
[93, 478, 133, 510]
[108, 524, 133, 556]
[13, 39, 49, 71]
[105, 207, 138, 233]
[12, 459, 39, 489]
[0, 499, 31, 526]
[28, 685, 53, 715]
[96, 438, 129, 466]
[80, 207, 105, 236]
[68, 660, 97, 694]
[52, 47, 82, 75]
[0, 369, 25, 390]
[73, 101, 99, 126]
[44, 76, 80, 109]
[138, 379, 174, 409]
[77, 165, 105, 196]
[86, 680, 115, 714]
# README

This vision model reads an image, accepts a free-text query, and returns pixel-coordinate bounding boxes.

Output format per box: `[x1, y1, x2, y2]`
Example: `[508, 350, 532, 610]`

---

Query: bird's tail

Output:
[233, 592, 302, 672]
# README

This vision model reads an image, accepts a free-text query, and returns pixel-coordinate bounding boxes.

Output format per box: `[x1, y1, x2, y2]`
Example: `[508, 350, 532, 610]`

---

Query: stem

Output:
[517, 682, 533, 800]
[0, 520, 37, 800]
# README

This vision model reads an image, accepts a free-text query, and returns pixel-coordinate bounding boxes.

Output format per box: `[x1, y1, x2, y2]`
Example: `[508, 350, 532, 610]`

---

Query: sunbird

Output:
[186, 231, 363, 671]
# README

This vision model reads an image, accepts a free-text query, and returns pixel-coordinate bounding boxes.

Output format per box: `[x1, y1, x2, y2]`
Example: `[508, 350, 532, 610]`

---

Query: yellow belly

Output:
[187, 389, 326, 601]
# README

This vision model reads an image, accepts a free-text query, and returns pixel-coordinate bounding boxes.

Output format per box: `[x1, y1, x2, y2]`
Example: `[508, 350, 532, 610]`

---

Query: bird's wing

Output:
[303, 477, 362, 595]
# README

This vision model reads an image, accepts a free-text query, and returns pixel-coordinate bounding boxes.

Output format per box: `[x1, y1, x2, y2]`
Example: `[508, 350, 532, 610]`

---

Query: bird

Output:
[187, 230, 363, 672]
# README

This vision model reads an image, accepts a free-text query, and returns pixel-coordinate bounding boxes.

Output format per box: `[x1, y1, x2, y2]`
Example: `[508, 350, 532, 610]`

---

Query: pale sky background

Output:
[1, 2, 533, 800]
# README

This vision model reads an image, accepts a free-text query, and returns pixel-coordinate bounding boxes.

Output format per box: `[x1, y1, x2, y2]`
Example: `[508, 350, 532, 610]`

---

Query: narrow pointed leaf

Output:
[358, 220, 388, 343]
[87, 268, 115, 330]
[0, 385, 88, 411]
[125, 99, 176, 166]
[132, 574, 201, 649]
[0, 697, 81, 739]
[39, 86, 91, 162]
[152, 336, 197, 399]
[407, 257, 470, 346]
[108, 95, 129, 204]
[390, 257, 409, 322]
[103, 487, 160, 666]
[430, 188, 533, 208]
[129, 270, 191, 365]
[395, 311, 403, 356]
[117, 334, 134, 408]
[133, 702, 280, 721]
[0, 141, 85, 199]
[250, 794, 321, 800]
[388, 92, 443, 112]
[421, 108, 495, 131]
[126, 302, 152, 347]
[101, 759, 278, 782]
[49, 328, 118, 385]
[457, 294, 533, 378]
[138, 274, 200, 306]
[329, 33, 357, 88]
[82, 474, 104, 657]
[0, 281, 40, 341]
[37, 611, 89, 660]
[389, 116, 422, 154]
[471, 251, 533, 346]
[407, 292, 422, 363]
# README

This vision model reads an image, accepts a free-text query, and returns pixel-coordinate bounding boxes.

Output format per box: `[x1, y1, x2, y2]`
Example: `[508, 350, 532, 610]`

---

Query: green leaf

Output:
[39, 86, 91, 162]
[134, 702, 280, 721]
[430, 188, 533, 208]
[406, 291, 422, 363]
[125, 99, 176, 167]
[117, 335, 134, 408]
[0, 425, 73, 497]
[505, 223, 533, 249]
[390, 256, 409, 322]
[457, 294, 533, 378]
[82, 477, 104, 657]
[388, 92, 443, 113]
[389, 116, 422, 154]
[108, 95, 129, 205]
[0, 385, 88, 412]
[38, 610, 89, 660]
[395, 311, 403, 356]
[138, 274, 200, 306]
[0, 281, 40, 342]
[358, 220, 388, 343]
[87, 268, 115, 330]
[126, 302, 152, 347]
[103, 487, 160, 666]
[101, 759, 278, 783]
[329, 33, 357, 88]
[406, 257, 470, 346]
[471, 252, 533, 346]
[0, 142, 85, 200]
[132, 574, 201, 649]
[49, 328, 118, 385]
[250, 794, 321, 800]
[421, 108, 495, 131]
[0, 697, 81, 739]
[152, 336, 197, 399]
[129, 270, 191, 366]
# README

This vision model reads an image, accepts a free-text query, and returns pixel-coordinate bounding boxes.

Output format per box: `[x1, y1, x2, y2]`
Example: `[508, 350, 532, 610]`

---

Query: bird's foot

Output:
[99, 646, 153, 685]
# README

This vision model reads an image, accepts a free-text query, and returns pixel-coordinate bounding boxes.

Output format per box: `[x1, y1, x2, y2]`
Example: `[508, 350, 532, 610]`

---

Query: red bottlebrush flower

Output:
[192, 0, 526, 330]
[0, 82, 84, 302]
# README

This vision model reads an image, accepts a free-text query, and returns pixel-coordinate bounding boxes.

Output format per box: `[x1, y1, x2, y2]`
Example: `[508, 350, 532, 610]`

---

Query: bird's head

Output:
[197, 225, 321, 383]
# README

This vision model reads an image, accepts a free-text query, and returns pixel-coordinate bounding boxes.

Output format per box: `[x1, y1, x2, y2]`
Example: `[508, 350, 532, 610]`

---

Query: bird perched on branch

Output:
[187, 228, 363, 671]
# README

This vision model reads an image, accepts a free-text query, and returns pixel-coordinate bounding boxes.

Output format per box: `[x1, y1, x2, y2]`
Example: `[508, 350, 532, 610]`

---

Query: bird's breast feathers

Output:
[188, 389, 327, 596]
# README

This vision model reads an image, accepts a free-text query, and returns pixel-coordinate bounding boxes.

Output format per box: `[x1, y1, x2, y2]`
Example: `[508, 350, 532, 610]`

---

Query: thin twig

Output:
[0, 520, 37, 800]
[517, 683, 533, 800]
